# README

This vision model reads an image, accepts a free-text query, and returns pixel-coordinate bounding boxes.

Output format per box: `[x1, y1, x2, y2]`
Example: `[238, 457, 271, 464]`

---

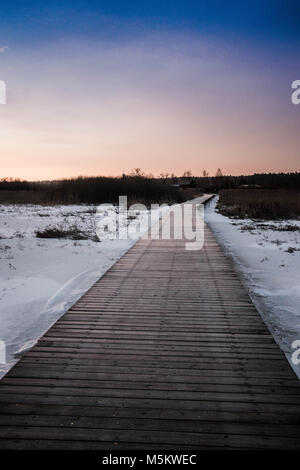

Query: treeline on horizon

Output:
[0, 172, 299, 204]
[0, 174, 188, 205]
[196, 171, 300, 191]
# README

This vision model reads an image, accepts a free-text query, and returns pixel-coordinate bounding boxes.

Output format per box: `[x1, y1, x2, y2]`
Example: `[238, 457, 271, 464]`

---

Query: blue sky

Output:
[2, 0, 299, 42]
[0, 1, 299, 178]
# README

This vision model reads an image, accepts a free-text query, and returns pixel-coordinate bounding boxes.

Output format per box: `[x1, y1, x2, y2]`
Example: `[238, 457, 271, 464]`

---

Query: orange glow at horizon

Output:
[1, 36, 299, 180]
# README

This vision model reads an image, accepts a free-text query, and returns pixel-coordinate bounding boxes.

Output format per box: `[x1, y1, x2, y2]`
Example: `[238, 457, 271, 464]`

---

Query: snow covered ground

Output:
[205, 196, 300, 378]
[0, 203, 166, 378]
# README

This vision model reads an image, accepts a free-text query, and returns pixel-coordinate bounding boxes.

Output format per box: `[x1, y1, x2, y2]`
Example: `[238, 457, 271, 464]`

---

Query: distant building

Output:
[177, 177, 197, 189]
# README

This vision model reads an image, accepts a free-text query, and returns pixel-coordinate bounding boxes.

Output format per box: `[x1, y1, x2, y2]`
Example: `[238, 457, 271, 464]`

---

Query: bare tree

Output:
[215, 168, 224, 177]
[130, 168, 144, 177]
[202, 170, 209, 177]
[183, 170, 192, 177]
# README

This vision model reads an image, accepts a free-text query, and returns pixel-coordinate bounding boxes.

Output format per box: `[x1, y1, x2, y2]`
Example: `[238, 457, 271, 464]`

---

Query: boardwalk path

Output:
[0, 197, 300, 449]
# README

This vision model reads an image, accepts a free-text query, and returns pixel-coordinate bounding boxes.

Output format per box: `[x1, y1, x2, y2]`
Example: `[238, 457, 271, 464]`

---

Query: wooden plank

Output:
[1, 415, 300, 440]
[2, 403, 300, 424]
[0, 425, 300, 449]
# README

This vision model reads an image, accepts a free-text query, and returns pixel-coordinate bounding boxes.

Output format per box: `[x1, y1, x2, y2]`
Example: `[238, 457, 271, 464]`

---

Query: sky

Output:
[0, 0, 300, 179]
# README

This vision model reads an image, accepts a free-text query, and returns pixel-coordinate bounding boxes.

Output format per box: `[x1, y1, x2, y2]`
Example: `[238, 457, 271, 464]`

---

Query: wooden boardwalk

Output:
[1, 198, 300, 449]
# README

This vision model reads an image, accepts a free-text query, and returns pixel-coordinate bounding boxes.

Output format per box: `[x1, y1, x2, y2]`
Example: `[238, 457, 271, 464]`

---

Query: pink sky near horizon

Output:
[1, 34, 299, 180]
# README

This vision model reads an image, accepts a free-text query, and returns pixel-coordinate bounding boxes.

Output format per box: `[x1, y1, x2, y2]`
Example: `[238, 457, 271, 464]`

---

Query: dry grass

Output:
[217, 189, 300, 220]
[0, 190, 45, 204]
[35, 224, 99, 241]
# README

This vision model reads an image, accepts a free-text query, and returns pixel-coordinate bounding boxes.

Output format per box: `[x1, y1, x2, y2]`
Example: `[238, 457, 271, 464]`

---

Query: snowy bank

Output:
[205, 196, 300, 379]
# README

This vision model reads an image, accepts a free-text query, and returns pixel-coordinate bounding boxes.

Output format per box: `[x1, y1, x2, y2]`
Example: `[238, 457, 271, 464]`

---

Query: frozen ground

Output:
[0, 203, 165, 378]
[205, 196, 300, 378]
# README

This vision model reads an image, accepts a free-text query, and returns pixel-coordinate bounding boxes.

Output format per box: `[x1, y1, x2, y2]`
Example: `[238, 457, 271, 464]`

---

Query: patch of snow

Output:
[205, 196, 300, 379]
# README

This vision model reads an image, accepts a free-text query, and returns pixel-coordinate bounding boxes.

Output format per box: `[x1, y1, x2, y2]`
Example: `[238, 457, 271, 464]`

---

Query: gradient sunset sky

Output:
[1, 0, 300, 179]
